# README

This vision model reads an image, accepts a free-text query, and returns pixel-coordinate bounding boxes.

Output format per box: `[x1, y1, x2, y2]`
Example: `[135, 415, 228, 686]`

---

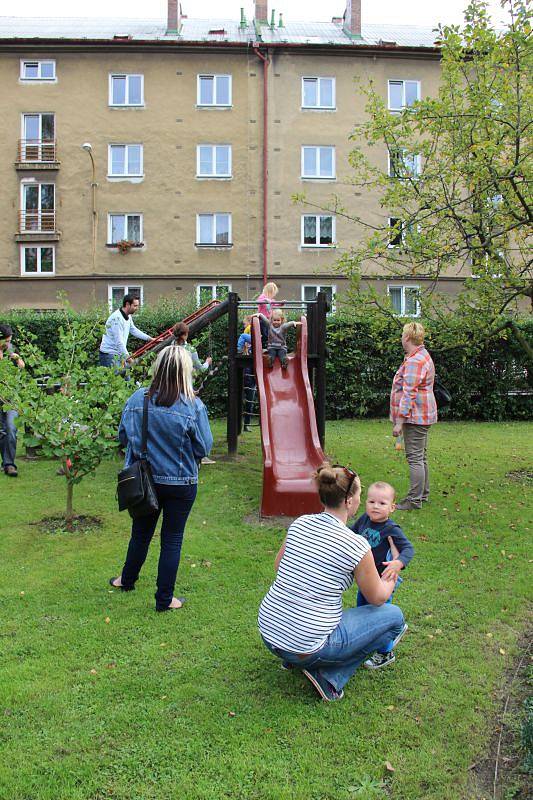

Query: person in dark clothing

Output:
[109, 345, 213, 611]
[350, 481, 414, 670]
[0, 324, 25, 477]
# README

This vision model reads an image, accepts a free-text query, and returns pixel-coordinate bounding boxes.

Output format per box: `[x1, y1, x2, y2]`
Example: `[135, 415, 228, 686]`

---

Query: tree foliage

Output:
[303, 0, 532, 355]
[0, 310, 131, 525]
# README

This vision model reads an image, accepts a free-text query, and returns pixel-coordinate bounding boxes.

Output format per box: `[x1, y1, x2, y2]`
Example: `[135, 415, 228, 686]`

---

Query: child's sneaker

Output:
[363, 651, 395, 670]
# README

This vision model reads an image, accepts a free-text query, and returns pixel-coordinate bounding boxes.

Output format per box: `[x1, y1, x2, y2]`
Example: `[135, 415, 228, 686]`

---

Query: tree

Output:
[301, 0, 532, 358]
[0, 310, 131, 527]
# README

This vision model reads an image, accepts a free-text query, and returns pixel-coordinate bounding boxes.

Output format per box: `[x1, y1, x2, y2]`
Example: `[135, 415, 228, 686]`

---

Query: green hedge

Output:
[2, 305, 532, 421]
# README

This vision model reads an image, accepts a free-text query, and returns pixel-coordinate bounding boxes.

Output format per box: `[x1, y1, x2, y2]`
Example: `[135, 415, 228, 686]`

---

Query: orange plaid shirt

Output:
[390, 346, 437, 425]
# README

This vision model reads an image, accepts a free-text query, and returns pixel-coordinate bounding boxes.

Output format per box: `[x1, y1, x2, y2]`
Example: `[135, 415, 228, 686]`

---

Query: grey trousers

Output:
[0, 409, 18, 468]
[402, 423, 431, 506]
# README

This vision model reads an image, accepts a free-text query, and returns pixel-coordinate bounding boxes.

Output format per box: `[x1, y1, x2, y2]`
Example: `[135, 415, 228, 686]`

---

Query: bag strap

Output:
[141, 391, 149, 459]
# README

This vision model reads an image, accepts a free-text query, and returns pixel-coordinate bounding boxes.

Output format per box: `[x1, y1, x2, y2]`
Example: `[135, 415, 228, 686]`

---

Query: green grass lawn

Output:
[0, 419, 531, 800]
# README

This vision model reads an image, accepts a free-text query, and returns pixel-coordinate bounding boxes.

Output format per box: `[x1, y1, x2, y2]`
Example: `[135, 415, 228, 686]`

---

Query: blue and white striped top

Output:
[258, 512, 371, 654]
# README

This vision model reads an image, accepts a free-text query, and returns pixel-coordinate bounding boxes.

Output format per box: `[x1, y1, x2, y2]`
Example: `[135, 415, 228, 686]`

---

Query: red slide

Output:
[252, 316, 326, 517]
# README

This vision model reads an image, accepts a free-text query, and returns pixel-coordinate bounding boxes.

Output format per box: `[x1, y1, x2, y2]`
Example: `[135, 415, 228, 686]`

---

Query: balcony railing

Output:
[18, 210, 56, 233]
[17, 139, 57, 163]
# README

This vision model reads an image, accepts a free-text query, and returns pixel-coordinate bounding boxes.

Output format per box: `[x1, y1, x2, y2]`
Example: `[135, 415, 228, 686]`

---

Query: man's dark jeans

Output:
[120, 483, 197, 610]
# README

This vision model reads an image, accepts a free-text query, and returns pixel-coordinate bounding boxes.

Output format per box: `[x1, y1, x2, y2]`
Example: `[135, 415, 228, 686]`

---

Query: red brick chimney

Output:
[255, 1, 268, 23]
[167, 0, 181, 34]
[344, 0, 362, 38]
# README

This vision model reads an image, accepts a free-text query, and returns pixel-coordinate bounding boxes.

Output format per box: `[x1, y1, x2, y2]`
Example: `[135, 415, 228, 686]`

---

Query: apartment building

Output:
[0, 0, 451, 313]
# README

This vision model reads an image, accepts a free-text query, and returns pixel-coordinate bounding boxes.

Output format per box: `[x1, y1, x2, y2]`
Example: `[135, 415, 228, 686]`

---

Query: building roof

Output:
[0, 16, 440, 49]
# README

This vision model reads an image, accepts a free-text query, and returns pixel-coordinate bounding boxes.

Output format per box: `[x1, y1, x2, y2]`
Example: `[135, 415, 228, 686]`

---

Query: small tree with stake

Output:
[0, 309, 131, 529]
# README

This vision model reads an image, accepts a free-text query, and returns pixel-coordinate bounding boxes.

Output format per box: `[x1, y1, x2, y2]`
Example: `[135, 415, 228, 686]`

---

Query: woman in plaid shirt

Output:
[390, 322, 437, 510]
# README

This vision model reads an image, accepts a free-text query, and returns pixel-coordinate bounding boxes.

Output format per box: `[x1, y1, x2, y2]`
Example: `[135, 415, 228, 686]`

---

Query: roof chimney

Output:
[255, 1, 268, 23]
[167, 0, 181, 34]
[343, 0, 362, 39]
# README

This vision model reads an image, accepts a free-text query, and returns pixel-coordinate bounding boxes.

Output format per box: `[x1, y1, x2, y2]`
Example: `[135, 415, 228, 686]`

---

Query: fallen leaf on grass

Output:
[384, 761, 395, 773]
[104, 617, 110, 624]
[228, 711, 236, 718]
[89, 669, 97, 675]
[386, 705, 395, 710]
[499, 648, 506, 655]
[19, 591, 25, 596]
[106, 662, 116, 669]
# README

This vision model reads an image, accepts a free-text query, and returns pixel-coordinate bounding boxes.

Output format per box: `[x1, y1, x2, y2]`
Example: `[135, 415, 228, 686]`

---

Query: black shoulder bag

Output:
[433, 373, 452, 408]
[117, 392, 160, 518]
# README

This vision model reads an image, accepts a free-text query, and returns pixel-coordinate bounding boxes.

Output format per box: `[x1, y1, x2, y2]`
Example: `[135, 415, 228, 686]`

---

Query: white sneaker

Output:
[201, 457, 216, 465]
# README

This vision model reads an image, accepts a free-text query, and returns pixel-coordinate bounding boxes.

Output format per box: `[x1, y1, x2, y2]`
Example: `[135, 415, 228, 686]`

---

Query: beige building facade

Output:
[0, 2, 460, 313]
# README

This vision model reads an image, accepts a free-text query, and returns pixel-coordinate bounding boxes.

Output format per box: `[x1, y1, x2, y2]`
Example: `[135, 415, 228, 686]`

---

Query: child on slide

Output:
[255, 309, 301, 369]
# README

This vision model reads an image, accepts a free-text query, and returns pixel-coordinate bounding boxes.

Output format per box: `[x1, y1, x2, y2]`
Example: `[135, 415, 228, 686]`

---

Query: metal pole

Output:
[227, 292, 240, 456]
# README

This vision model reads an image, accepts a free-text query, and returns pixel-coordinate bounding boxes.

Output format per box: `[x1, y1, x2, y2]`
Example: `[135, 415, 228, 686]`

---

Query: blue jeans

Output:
[263, 603, 405, 692]
[0, 409, 18, 468]
[120, 483, 197, 610]
[356, 550, 403, 654]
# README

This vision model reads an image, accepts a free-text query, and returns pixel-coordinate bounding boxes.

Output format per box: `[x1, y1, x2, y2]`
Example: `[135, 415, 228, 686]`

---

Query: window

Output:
[108, 285, 143, 311]
[302, 284, 336, 312]
[196, 145, 232, 177]
[107, 214, 143, 245]
[301, 146, 335, 179]
[21, 114, 55, 161]
[20, 60, 56, 81]
[197, 75, 232, 107]
[21, 183, 55, 232]
[388, 80, 420, 112]
[388, 148, 421, 178]
[20, 245, 55, 275]
[196, 214, 232, 246]
[388, 217, 404, 248]
[196, 284, 231, 307]
[108, 144, 143, 177]
[109, 74, 144, 106]
[388, 285, 420, 317]
[301, 215, 335, 247]
[302, 77, 335, 109]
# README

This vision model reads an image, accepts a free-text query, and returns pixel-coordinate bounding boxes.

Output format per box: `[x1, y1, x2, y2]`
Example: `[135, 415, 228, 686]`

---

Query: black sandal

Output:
[108, 576, 134, 592]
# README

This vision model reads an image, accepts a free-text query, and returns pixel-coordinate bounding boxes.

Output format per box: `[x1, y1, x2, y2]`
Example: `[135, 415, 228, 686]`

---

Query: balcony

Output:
[16, 210, 60, 242]
[15, 140, 60, 170]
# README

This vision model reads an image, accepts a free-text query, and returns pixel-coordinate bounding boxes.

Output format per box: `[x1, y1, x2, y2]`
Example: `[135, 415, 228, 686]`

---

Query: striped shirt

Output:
[258, 512, 371, 654]
[390, 345, 437, 426]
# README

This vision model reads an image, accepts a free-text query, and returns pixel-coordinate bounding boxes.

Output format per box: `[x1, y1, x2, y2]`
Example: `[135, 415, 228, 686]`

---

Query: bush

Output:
[2, 304, 531, 422]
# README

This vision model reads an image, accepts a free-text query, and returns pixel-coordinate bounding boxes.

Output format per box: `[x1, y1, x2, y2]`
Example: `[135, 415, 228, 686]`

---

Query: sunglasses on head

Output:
[321, 463, 358, 502]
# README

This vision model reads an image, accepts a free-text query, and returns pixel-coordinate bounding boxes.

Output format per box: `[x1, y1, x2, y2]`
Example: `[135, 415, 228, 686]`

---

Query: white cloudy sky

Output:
[0, 0, 510, 27]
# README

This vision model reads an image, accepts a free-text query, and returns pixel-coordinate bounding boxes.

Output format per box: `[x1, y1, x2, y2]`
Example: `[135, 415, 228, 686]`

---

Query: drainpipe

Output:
[254, 45, 269, 285]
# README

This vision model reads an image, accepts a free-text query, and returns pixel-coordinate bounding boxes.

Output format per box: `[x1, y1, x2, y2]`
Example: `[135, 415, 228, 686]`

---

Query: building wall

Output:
[0, 45, 447, 311]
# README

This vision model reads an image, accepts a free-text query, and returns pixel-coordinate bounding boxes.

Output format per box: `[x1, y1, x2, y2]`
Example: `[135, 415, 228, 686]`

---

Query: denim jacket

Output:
[118, 387, 213, 484]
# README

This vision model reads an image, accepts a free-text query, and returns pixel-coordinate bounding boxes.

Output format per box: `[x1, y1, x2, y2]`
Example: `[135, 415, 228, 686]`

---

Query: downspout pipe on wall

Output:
[253, 45, 269, 286]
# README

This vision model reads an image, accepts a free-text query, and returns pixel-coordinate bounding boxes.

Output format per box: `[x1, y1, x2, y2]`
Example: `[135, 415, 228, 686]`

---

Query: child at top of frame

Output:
[255, 309, 302, 370]
[350, 481, 414, 670]
[172, 322, 212, 374]
[257, 282, 285, 348]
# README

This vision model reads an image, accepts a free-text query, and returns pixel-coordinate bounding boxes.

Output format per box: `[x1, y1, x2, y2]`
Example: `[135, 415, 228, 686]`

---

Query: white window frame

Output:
[388, 148, 421, 178]
[196, 145, 232, 178]
[301, 284, 337, 313]
[107, 144, 144, 178]
[195, 213, 232, 247]
[108, 74, 144, 107]
[20, 245, 55, 276]
[388, 80, 421, 112]
[300, 214, 336, 248]
[20, 180, 56, 232]
[301, 146, 336, 180]
[387, 285, 421, 317]
[107, 213, 144, 245]
[107, 284, 144, 311]
[197, 74, 232, 107]
[20, 59, 56, 82]
[196, 283, 232, 307]
[301, 77, 336, 110]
